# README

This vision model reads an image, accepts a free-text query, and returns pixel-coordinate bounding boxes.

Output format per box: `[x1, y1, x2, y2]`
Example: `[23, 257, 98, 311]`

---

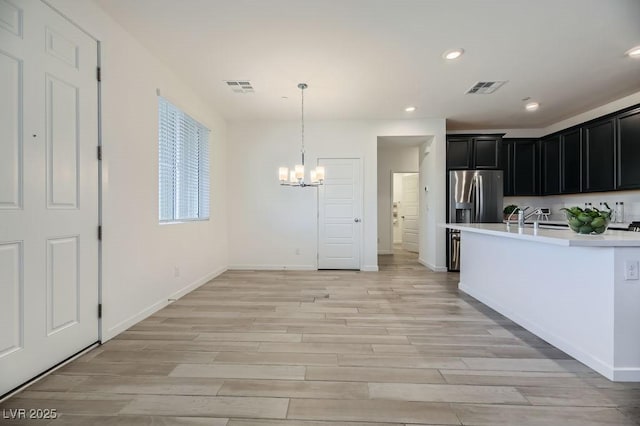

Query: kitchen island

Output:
[445, 223, 640, 382]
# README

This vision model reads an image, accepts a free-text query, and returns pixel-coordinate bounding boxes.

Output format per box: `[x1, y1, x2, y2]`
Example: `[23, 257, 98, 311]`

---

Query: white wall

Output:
[49, 0, 229, 341]
[227, 118, 446, 272]
[377, 146, 419, 254]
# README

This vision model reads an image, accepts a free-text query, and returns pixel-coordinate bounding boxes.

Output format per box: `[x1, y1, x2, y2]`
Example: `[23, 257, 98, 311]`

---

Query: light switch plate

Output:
[624, 260, 639, 280]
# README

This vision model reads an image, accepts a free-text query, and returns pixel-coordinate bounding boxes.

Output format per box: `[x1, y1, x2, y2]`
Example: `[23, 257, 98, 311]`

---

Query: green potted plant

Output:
[503, 204, 519, 221]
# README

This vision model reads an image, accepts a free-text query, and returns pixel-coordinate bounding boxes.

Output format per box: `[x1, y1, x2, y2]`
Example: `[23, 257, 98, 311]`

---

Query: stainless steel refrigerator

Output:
[447, 170, 503, 271]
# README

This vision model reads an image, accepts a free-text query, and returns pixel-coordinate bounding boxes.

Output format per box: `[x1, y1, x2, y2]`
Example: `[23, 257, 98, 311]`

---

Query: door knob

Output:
[401, 215, 405, 219]
[354, 218, 361, 223]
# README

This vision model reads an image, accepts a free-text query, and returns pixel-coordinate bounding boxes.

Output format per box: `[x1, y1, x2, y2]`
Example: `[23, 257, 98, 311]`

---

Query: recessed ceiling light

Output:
[626, 46, 640, 58]
[405, 106, 417, 112]
[525, 102, 539, 112]
[443, 48, 464, 60]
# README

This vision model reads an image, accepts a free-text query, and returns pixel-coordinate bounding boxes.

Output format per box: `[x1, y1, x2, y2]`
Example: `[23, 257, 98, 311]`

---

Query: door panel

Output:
[0, 50, 22, 208]
[46, 75, 79, 208]
[401, 173, 419, 253]
[318, 158, 362, 270]
[0, 242, 22, 358]
[0, 0, 99, 396]
[47, 236, 79, 335]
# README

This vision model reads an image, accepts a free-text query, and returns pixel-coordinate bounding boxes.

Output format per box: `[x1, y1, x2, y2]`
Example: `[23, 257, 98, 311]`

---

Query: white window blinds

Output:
[158, 96, 210, 222]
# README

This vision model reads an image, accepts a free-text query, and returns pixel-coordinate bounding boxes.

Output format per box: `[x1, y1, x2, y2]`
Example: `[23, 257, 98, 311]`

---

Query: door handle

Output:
[401, 216, 405, 219]
[354, 218, 361, 223]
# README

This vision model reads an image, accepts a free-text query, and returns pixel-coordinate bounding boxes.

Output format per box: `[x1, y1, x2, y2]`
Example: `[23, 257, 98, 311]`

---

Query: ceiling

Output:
[95, 0, 640, 130]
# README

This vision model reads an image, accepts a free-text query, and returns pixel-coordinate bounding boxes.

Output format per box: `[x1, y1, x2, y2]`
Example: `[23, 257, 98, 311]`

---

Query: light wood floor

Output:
[2, 248, 639, 425]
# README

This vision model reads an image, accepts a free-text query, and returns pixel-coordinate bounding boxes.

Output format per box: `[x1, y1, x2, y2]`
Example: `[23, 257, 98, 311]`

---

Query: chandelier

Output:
[278, 83, 325, 187]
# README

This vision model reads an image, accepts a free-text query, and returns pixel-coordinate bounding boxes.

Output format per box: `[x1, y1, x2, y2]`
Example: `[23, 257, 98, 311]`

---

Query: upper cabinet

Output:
[583, 118, 615, 192]
[446, 135, 502, 170]
[541, 136, 561, 195]
[446, 137, 472, 169]
[503, 139, 538, 196]
[561, 129, 582, 194]
[616, 107, 640, 190]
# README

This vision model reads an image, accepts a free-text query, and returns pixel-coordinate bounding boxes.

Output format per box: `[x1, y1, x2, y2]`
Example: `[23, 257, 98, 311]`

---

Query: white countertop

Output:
[520, 219, 632, 230]
[443, 223, 640, 247]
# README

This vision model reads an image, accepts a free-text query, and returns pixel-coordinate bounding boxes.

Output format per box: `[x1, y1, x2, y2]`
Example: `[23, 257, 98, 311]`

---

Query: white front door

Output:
[318, 158, 362, 270]
[0, 0, 99, 396]
[401, 173, 419, 253]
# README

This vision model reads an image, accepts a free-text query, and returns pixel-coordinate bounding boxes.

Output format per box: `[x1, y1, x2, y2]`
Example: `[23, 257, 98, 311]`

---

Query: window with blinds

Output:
[158, 96, 210, 222]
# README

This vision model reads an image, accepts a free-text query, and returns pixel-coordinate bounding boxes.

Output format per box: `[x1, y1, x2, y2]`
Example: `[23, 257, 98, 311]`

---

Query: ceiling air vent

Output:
[225, 80, 254, 93]
[466, 81, 507, 94]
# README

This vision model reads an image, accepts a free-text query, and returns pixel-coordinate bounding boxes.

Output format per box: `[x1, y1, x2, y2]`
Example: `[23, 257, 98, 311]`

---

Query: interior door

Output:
[317, 158, 362, 270]
[401, 173, 419, 253]
[0, 0, 99, 396]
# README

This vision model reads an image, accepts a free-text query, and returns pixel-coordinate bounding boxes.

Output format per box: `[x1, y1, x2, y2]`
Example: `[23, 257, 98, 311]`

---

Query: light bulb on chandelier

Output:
[278, 83, 325, 187]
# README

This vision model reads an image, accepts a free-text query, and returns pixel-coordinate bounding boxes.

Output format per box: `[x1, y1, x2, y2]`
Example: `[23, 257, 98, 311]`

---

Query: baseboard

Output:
[459, 283, 618, 381]
[612, 368, 640, 382]
[102, 266, 227, 342]
[378, 250, 393, 255]
[419, 258, 448, 272]
[228, 264, 317, 271]
[361, 265, 379, 272]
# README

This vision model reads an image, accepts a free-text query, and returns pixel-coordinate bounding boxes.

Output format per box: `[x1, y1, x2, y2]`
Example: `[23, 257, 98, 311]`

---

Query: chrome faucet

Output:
[506, 206, 543, 229]
[523, 207, 544, 222]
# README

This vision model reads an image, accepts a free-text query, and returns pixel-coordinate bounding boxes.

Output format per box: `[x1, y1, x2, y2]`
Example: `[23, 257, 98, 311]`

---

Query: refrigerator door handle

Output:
[477, 175, 484, 222]
[472, 175, 479, 223]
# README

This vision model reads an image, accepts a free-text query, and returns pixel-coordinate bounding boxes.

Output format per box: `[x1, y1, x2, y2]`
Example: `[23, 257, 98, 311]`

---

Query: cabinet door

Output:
[541, 136, 561, 195]
[561, 129, 582, 193]
[502, 141, 514, 196]
[617, 108, 640, 190]
[474, 136, 501, 169]
[512, 139, 539, 196]
[447, 137, 472, 169]
[583, 118, 616, 192]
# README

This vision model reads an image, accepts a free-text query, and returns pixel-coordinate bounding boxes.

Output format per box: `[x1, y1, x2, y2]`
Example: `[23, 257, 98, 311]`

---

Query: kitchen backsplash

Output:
[505, 190, 640, 223]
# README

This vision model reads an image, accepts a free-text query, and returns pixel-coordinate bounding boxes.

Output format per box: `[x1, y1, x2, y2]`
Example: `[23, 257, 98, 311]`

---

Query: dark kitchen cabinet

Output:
[474, 136, 501, 169]
[561, 129, 582, 193]
[503, 139, 538, 196]
[447, 135, 502, 170]
[616, 107, 640, 190]
[541, 136, 561, 195]
[446, 137, 472, 169]
[583, 118, 616, 192]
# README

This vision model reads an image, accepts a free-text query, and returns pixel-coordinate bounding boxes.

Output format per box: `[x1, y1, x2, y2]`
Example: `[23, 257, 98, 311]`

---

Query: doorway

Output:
[392, 172, 419, 253]
[376, 137, 422, 258]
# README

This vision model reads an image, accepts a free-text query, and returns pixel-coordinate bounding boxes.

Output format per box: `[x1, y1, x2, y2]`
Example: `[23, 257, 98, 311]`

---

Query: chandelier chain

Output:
[301, 84, 305, 163]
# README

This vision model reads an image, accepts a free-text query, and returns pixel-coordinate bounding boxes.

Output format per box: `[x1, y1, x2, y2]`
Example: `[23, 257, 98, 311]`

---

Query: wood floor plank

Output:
[119, 395, 289, 419]
[49, 416, 229, 425]
[287, 398, 460, 424]
[305, 366, 445, 384]
[169, 364, 306, 380]
[368, 382, 528, 404]
[451, 403, 637, 426]
[217, 379, 369, 399]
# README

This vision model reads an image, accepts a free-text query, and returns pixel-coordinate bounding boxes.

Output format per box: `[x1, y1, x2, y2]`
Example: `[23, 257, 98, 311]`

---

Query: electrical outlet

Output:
[295, 248, 300, 255]
[174, 266, 180, 278]
[624, 260, 639, 280]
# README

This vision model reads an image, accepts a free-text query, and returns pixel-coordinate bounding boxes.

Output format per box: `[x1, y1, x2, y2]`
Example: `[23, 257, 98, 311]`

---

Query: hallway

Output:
[1, 255, 639, 424]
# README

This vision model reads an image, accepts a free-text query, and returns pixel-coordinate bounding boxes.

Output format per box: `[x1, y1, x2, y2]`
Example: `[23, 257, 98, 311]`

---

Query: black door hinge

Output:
[97, 146, 102, 161]
[98, 225, 102, 241]
[96, 67, 101, 82]
[98, 303, 102, 318]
